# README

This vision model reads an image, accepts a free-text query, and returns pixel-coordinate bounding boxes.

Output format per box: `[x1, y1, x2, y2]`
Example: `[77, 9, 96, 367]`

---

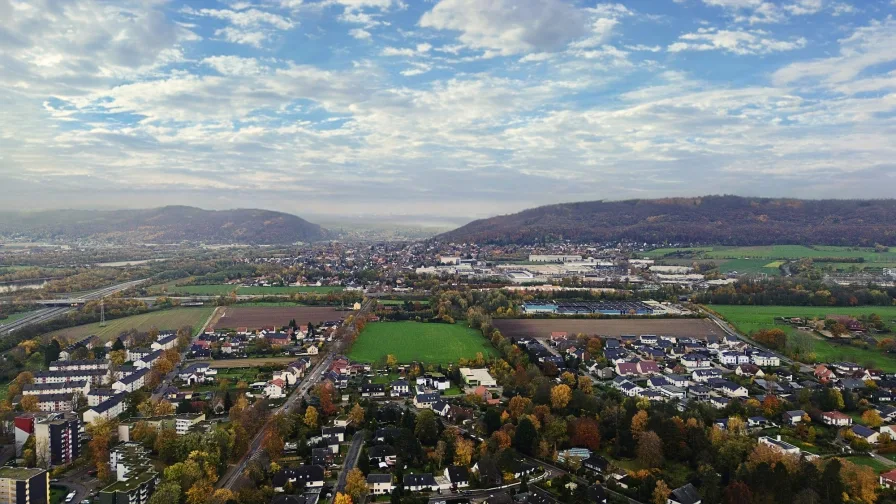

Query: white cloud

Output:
[669, 28, 807, 55]
[702, 0, 830, 23]
[349, 28, 372, 39]
[419, 0, 588, 56]
[381, 46, 417, 57]
[182, 7, 294, 30]
[215, 27, 269, 47]
[773, 17, 896, 86]
[202, 55, 265, 76]
[625, 44, 663, 52]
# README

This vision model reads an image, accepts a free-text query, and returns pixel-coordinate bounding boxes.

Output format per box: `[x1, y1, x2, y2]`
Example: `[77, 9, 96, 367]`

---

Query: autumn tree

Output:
[636, 431, 664, 468]
[631, 410, 649, 439]
[570, 417, 600, 451]
[20, 395, 39, 412]
[508, 395, 532, 420]
[334, 493, 353, 504]
[316, 382, 338, 416]
[386, 354, 398, 369]
[861, 409, 883, 428]
[348, 403, 365, 426]
[304, 406, 319, 429]
[653, 480, 671, 504]
[753, 328, 787, 351]
[723, 481, 753, 504]
[550, 384, 571, 410]
[577, 376, 593, 394]
[263, 428, 285, 462]
[86, 417, 117, 482]
[560, 372, 577, 387]
[344, 468, 368, 502]
[455, 437, 474, 466]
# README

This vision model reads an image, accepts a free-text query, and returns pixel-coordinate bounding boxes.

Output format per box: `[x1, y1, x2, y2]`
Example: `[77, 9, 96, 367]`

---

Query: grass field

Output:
[349, 322, 498, 365]
[153, 282, 344, 295]
[0, 310, 38, 326]
[48, 307, 214, 342]
[645, 246, 896, 273]
[844, 456, 892, 473]
[709, 305, 896, 371]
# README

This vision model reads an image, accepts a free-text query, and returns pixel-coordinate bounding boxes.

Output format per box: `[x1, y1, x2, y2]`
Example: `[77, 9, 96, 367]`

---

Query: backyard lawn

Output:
[348, 321, 497, 365]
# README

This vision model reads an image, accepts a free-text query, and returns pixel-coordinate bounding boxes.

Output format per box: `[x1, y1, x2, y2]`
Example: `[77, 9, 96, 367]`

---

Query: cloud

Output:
[349, 28, 372, 39]
[702, 0, 829, 23]
[669, 28, 807, 55]
[419, 0, 588, 56]
[773, 17, 896, 86]
[182, 6, 295, 46]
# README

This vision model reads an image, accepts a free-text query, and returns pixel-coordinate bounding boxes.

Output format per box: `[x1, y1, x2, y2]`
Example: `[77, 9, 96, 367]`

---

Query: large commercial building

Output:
[528, 254, 582, 263]
[0, 467, 49, 504]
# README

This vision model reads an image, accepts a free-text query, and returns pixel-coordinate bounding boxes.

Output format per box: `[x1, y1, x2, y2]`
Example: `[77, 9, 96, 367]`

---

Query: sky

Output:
[1, 0, 895, 221]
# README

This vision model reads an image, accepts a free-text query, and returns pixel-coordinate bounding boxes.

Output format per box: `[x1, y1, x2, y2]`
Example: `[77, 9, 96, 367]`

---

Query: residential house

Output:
[414, 393, 440, 409]
[668, 483, 702, 504]
[112, 368, 148, 393]
[445, 466, 470, 488]
[367, 474, 394, 495]
[784, 410, 807, 425]
[404, 473, 438, 493]
[822, 411, 853, 426]
[83, 394, 126, 424]
[360, 384, 386, 398]
[265, 379, 286, 399]
[735, 364, 764, 378]
[583, 455, 610, 475]
[815, 365, 836, 382]
[851, 425, 880, 444]
[880, 469, 896, 489]
[272, 465, 325, 492]
[391, 379, 410, 397]
[691, 369, 721, 383]
[322, 426, 345, 443]
[369, 445, 397, 468]
[758, 436, 801, 457]
[752, 352, 780, 367]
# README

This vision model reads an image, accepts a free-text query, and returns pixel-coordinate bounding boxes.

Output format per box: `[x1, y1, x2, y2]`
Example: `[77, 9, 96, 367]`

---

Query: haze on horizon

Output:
[1, 0, 895, 220]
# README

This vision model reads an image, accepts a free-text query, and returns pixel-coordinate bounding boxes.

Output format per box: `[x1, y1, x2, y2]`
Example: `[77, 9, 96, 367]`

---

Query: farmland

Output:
[493, 318, 722, 340]
[349, 322, 498, 365]
[47, 307, 214, 342]
[208, 358, 298, 368]
[215, 306, 349, 329]
[709, 305, 896, 371]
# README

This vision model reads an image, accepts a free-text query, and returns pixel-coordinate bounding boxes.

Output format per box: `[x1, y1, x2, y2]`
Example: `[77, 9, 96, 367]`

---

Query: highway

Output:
[1, 278, 150, 335]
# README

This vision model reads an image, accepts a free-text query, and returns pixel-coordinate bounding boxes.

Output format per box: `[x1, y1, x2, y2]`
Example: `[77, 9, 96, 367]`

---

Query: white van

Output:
[65, 492, 76, 503]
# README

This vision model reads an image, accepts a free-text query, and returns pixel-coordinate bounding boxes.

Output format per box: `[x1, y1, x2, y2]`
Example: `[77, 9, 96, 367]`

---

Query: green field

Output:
[154, 283, 344, 295]
[349, 322, 498, 365]
[844, 456, 892, 473]
[48, 307, 214, 342]
[646, 245, 896, 272]
[0, 311, 37, 326]
[709, 305, 896, 371]
[716, 258, 781, 276]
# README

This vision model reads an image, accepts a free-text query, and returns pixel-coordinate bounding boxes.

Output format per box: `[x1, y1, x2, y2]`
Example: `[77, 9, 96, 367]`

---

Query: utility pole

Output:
[99, 298, 106, 327]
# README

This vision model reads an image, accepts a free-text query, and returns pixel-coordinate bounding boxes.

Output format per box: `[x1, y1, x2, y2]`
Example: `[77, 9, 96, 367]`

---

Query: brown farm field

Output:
[214, 306, 352, 330]
[493, 318, 722, 339]
[208, 357, 298, 368]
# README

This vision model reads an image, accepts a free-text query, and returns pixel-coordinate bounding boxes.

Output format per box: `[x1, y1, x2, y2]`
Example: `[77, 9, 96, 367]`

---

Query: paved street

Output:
[333, 431, 365, 500]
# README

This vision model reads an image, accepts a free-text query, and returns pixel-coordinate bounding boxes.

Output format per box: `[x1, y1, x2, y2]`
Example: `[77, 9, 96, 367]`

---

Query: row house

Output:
[135, 350, 163, 370]
[34, 369, 107, 386]
[720, 352, 751, 367]
[150, 334, 178, 351]
[83, 394, 126, 424]
[23, 380, 90, 396]
[112, 368, 148, 393]
[88, 389, 121, 407]
[49, 359, 108, 372]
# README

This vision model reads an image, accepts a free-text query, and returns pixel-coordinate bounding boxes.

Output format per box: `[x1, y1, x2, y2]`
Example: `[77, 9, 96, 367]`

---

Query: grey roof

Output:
[403, 473, 437, 486]
[367, 473, 392, 484]
[117, 368, 149, 385]
[91, 393, 125, 413]
[670, 483, 702, 504]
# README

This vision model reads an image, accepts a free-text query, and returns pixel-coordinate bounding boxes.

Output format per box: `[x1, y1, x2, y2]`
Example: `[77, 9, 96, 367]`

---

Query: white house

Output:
[720, 352, 750, 366]
[112, 368, 148, 393]
[752, 352, 781, 367]
[83, 394, 126, 424]
[368, 474, 394, 495]
[822, 411, 853, 426]
[459, 368, 497, 388]
[264, 379, 286, 399]
[151, 334, 178, 351]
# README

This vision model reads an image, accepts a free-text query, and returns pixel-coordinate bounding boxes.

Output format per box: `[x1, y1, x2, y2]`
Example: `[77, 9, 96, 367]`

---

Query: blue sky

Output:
[1, 0, 895, 221]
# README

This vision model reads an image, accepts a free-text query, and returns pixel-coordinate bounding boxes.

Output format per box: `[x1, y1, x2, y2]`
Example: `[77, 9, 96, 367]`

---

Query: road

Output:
[1, 278, 150, 335]
[216, 352, 336, 490]
[150, 307, 222, 402]
[56, 464, 102, 504]
[333, 431, 365, 500]
[217, 298, 374, 491]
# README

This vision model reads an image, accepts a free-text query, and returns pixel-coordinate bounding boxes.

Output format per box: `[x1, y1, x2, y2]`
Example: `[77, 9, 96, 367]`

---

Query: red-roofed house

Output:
[881, 469, 896, 489]
[637, 360, 661, 375]
[615, 362, 638, 376]
[815, 365, 835, 382]
[822, 411, 852, 427]
[265, 379, 285, 399]
[550, 332, 568, 344]
[473, 385, 501, 406]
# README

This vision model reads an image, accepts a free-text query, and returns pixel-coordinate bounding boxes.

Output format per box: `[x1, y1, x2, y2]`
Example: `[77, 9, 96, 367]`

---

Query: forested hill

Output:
[0, 206, 328, 244]
[437, 196, 896, 246]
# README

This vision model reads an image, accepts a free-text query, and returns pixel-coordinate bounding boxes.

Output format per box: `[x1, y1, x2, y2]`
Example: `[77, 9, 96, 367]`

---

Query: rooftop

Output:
[0, 467, 46, 480]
